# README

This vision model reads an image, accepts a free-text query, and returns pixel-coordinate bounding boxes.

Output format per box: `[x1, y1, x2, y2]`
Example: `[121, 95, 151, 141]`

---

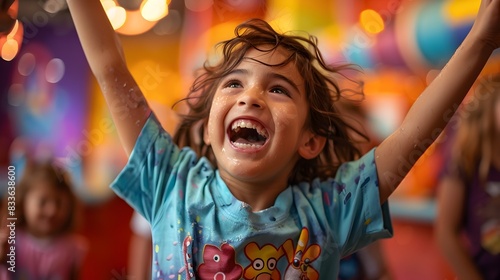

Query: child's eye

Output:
[225, 80, 242, 88]
[270, 87, 289, 96]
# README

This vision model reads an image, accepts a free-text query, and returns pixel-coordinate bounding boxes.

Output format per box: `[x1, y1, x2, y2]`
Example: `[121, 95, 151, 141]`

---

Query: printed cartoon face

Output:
[243, 242, 285, 280]
[287, 249, 320, 279]
[207, 47, 316, 190]
[182, 236, 194, 279]
[197, 243, 243, 280]
[283, 228, 321, 280]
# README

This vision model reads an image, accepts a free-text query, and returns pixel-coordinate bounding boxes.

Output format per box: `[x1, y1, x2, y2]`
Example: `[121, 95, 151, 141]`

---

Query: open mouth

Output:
[229, 119, 269, 148]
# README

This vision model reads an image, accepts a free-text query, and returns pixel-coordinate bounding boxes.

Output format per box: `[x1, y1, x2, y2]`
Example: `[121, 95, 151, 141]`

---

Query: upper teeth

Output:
[231, 119, 268, 138]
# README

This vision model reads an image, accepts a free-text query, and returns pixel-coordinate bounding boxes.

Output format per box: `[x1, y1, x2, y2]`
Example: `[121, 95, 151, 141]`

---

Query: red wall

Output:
[78, 196, 133, 280]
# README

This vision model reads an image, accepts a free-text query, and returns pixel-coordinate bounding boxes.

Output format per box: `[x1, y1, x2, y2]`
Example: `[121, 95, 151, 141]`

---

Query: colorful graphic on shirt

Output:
[283, 228, 321, 280]
[197, 243, 243, 280]
[243, 242, 285, 280]
[181, 235, 194, 279]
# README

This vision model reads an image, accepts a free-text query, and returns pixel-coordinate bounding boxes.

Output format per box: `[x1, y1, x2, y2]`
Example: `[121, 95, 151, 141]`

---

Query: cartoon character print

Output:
[197, 243, 243, 280]
[181, 235, 194, 279]
[243, 242, 285, 280]
[283, 228, 321, 280]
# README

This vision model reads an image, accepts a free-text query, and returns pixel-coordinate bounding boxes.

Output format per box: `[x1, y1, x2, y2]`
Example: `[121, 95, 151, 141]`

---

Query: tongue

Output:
[232, 128, 266, 145]
[234, 137, 265, 145]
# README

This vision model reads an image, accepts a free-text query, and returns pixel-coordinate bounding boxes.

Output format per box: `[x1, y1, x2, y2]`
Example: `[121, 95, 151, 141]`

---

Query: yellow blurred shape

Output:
[1, 38, 18, 61]
[359, 9, 384, 35]
[101, 0, 116, 10]
[116, 9, 157, 35]
[104, 4, 127, 30]
[444, 0, 479, 25]
[141, 0, 169, 22]
[1, 20, 23, 61]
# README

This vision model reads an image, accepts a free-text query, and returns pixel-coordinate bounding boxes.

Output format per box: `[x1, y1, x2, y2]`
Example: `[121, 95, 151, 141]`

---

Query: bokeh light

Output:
[45, 58, 65, 84]
[7, 83, 25, 107]
[105, 5, 127, 30]
[141, 0, 169, 22]
[1, 38, 19, 61]
[17, 52, 36, 76]
[360, 9, 385, 34]
[1, 19, 23, 61]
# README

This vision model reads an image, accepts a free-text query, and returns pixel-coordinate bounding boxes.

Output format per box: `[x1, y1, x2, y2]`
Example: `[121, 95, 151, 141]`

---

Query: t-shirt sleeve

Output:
[110, 113, 195, 223]
[328, 148, 393, 256]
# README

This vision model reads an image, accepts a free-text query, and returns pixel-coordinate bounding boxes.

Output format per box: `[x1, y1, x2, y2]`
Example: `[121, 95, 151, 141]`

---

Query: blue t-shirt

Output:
[112, 114, 392, 280]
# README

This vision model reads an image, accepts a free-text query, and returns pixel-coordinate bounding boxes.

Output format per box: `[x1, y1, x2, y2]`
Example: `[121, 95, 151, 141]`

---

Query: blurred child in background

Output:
[436, 74, 500, 280]
[0, 155, 87, 280]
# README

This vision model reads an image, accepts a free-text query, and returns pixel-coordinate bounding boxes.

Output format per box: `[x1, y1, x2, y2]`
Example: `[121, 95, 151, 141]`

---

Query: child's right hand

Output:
[469, 0, 500, 50]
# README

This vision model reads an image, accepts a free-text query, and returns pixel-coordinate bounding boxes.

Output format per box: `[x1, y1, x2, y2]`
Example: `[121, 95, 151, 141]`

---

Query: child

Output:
[0, 156, 87, 280]
[436, 75, 500, 280]
[66, 0, 500, 278]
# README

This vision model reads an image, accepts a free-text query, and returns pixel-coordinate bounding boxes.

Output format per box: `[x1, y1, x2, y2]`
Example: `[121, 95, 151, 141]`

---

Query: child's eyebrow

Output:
[271, 73, 301, 93]
[227, 68, 300, 93]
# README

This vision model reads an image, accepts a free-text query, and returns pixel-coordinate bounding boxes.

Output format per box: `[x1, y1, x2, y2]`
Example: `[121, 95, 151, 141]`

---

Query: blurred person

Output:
[0, 156, 88, 280]
[436, 74, 500, 280]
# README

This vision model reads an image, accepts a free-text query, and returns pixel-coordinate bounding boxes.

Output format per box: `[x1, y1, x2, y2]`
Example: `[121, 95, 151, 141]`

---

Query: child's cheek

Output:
[272, 105, 299, 130]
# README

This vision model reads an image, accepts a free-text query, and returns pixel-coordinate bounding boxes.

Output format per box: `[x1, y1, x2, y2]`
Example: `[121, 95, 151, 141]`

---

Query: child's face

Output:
[24, 182, 72, 238]
[206, 47, 316, 188]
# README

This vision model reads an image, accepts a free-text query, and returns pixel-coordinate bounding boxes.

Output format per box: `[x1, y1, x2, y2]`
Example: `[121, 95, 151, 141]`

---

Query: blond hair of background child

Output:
[436, 74, 500, 280]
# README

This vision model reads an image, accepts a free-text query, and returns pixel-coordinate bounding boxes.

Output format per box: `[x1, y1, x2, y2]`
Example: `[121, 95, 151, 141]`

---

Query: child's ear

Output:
[203, 121, 211, 145]
[298, 130, 326, 159]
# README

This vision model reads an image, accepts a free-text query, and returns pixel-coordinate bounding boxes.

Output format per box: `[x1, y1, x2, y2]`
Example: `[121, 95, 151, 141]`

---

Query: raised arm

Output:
[375, 0, 500, 203]
[67, 0, 151, 155]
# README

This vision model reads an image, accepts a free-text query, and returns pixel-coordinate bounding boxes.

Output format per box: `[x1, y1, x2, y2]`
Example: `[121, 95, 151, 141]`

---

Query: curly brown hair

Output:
[173, 18, 367, 184]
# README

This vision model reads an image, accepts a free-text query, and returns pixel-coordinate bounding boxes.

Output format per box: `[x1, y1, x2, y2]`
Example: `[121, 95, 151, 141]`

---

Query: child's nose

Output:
[43, 201, 58, 217]
[237, 87, 265, 108]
